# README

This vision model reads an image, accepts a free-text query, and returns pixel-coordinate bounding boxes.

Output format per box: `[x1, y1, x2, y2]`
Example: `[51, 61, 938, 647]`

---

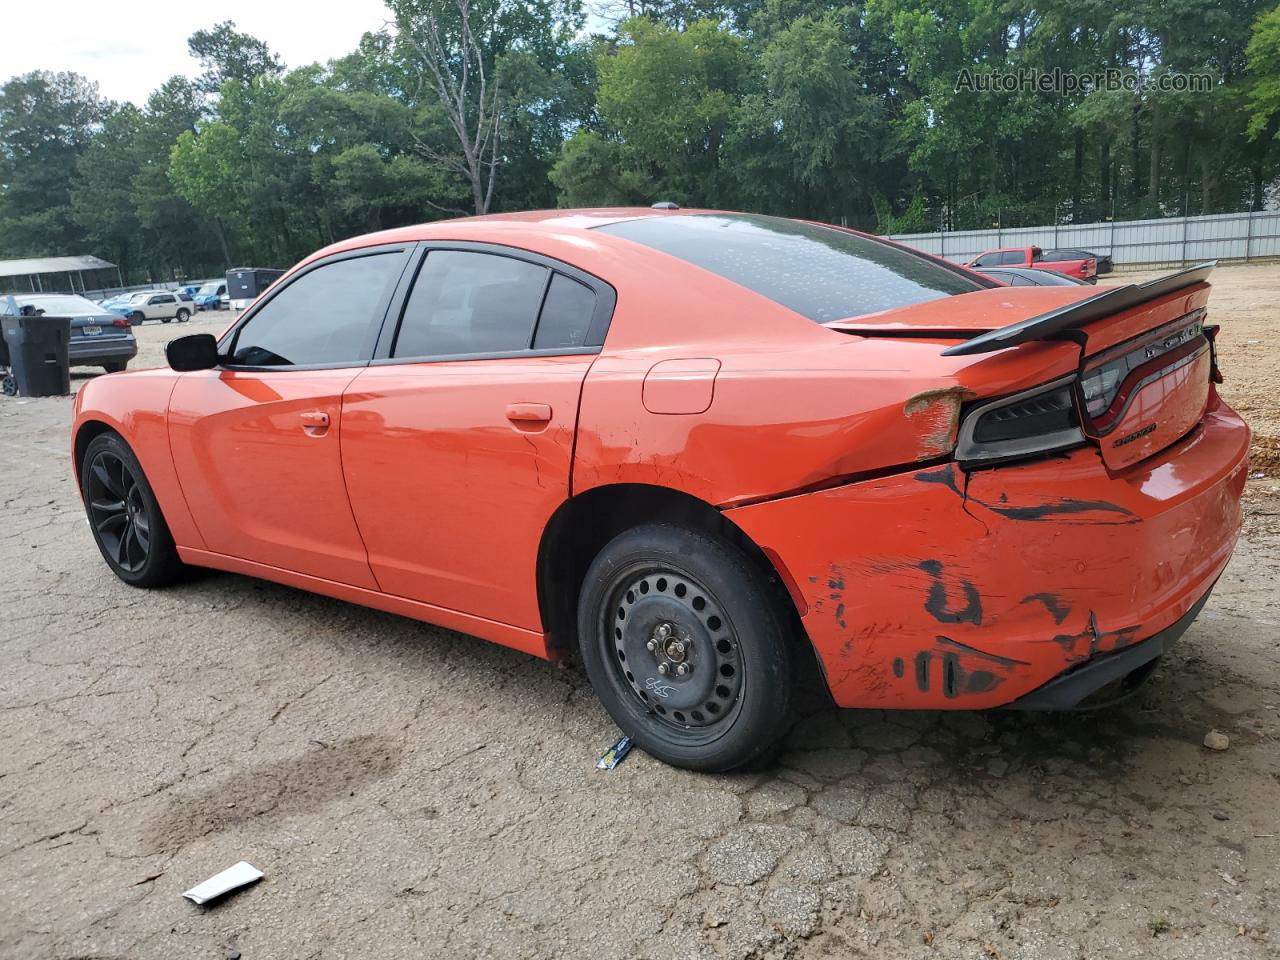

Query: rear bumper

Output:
[69, 338, 137, 366]
[726, 393, 1249, 709]
[1005, 584, 1212, 710]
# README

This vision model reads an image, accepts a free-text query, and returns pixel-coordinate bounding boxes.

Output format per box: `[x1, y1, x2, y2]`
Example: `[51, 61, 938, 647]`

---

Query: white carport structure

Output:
[0, 255, 122, 294]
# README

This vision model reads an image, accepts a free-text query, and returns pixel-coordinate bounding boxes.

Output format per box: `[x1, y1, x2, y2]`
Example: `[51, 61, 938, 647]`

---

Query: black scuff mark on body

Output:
[917, 463, 1137, 527]
[985, 498, 1137, 523]
[834, 603, 847, 629]
[940, 651, 1003, 698]
[892, 657, 905, 678]
[914, 651, 932, 692]
[1043, 610, 1140, 662]
[919, 559, 982, 625]
[915, 464, 961, 495]
[916, 464, 990, 533]
[1021, 592, 1071, 625]
[935, 635, 1031, 667]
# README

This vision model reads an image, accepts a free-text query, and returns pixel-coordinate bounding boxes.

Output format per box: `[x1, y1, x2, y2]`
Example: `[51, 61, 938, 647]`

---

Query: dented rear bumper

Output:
[726, 392, 1250, 710]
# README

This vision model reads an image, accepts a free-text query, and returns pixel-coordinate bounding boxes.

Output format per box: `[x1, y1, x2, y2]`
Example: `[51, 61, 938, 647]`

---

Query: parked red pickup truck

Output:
[966, 245, 1097, 283]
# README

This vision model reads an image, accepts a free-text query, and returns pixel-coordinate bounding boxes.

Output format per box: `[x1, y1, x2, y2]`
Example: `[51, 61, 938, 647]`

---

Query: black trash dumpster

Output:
[1, 314, 71, 396]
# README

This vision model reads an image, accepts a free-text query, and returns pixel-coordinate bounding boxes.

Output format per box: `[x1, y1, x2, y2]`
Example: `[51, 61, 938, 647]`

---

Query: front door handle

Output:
[300, 410, 330, 435]
[505, 403, 552, 423]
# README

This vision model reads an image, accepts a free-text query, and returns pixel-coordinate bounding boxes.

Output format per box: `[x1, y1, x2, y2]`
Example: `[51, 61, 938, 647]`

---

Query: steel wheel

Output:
[578, 523, 795, 771]
[603, 563, 746, 745]
[86, 450, 151, 573]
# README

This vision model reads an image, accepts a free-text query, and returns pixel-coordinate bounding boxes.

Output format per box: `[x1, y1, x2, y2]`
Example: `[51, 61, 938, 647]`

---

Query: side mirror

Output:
[166, 333, 221, 371]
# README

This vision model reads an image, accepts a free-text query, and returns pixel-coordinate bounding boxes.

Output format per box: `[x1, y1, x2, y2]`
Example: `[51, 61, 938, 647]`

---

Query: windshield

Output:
[128, 292, 153, 303]
[198, 282, 221, 294]
[595, 213, 987, 323]
[14, 295, 104, 314]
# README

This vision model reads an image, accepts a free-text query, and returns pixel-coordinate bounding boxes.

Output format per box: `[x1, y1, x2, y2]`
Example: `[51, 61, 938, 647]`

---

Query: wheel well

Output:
[73, 420, 115, 482]
[537, 483, 809, 663]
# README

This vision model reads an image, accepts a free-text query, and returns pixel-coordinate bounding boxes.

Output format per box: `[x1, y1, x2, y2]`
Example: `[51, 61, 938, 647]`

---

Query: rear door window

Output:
[533, 274, 595, 350]
[596, 214, 984, 323]
[393, 251, 549, 358]
[998, 251, 1024, 265]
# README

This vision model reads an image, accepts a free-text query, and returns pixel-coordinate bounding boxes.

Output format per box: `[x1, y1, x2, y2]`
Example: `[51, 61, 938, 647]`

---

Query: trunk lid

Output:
[833, 262, 1218, 471]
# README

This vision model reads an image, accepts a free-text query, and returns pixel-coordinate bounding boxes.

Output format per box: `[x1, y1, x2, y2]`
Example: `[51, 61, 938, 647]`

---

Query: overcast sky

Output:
[7, 0, 393, 106]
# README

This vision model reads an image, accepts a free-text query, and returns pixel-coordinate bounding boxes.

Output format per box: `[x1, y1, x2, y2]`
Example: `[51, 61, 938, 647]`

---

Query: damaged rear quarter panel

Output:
[573, 335, 1079, 506]
[725, 395, 1249, 709]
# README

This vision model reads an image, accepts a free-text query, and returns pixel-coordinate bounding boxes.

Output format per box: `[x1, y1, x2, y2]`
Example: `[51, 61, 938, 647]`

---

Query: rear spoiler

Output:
[941, 261, 1216, 356]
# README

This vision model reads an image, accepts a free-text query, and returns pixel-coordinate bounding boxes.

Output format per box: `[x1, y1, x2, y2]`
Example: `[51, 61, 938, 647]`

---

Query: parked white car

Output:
[117, 291, 191, 326]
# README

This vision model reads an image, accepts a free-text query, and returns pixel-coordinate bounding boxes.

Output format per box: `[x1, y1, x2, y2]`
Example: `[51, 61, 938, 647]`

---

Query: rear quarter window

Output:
[595, 214, 984, 323]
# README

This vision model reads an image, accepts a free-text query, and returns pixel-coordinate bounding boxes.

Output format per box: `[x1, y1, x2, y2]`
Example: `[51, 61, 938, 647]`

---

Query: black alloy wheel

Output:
[86, 449, 151, 573]
[81, 432, 183, 587]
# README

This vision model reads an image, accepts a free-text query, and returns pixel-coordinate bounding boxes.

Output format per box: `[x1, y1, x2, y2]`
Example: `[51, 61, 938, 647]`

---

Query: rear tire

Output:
[577, 523, 794, 772]
[81, 432, 184, 588]
[176, 308, 190, 322]
[101, 361, 127, 373]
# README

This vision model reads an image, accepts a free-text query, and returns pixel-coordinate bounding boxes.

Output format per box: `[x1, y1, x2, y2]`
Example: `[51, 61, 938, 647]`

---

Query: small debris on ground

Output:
[1213, 811, 1231, 821]
[1148, 917, 1171, 937]
[596, 735, 633, 770]
[182, 861, 264, 905]
[1203, 730, 1230, 751]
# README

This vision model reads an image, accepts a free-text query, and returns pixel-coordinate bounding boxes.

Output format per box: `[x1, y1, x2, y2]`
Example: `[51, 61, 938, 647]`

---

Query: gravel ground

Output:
[2, 278, 1279, 960]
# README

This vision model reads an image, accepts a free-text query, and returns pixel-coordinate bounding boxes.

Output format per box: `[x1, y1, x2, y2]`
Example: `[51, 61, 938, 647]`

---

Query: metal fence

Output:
[889, 210, 1280, 270]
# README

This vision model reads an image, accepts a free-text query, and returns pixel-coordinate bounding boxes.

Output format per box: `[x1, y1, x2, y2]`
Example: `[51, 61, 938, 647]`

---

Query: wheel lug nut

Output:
[657, 663, 668, 675]
[646, 639, 657, 652]
[676, 663, 689, 676]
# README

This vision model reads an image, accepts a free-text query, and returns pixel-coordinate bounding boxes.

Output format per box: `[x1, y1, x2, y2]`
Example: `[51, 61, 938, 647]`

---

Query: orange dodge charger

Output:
[72, 208, 1249, 771]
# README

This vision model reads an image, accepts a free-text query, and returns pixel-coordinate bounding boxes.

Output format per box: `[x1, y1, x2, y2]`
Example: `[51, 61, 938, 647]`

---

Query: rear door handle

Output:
[505, 403, 552, 423]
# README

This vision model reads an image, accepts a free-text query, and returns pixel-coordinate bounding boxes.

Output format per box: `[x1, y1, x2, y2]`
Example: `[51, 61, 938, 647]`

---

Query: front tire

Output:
[102, 361, 127, 373]
[81, 432, 184, 588]
[129, 312, 144, 326]
[577, 523, 794, 772]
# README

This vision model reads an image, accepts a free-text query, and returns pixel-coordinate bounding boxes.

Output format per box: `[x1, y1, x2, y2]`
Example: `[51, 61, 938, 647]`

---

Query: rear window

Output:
[595, 214, 984, 323]
[12, 295, 101, 314]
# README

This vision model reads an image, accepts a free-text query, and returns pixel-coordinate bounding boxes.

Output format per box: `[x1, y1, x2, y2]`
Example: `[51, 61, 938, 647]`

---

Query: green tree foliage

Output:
[188, 20, 285, 93]
[0, 72, 108, 256]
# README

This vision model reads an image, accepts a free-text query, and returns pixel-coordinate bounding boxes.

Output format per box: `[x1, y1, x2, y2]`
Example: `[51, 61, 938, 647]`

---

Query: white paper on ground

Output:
[182, 861, 264, 905]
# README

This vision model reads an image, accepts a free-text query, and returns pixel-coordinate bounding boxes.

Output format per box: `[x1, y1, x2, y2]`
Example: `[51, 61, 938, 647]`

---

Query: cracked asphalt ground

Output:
[3, 274, 1280, 960]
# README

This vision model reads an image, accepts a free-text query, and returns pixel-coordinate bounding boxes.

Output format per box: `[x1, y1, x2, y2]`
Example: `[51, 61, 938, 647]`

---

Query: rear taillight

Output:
[111, 315, 128, 328]
[956, 377, 1085, 466]
[1079, 311, 1205, 426]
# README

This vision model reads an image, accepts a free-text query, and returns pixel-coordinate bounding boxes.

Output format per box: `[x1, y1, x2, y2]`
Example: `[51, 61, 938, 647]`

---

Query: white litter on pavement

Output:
[182, 861, 264, 905]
